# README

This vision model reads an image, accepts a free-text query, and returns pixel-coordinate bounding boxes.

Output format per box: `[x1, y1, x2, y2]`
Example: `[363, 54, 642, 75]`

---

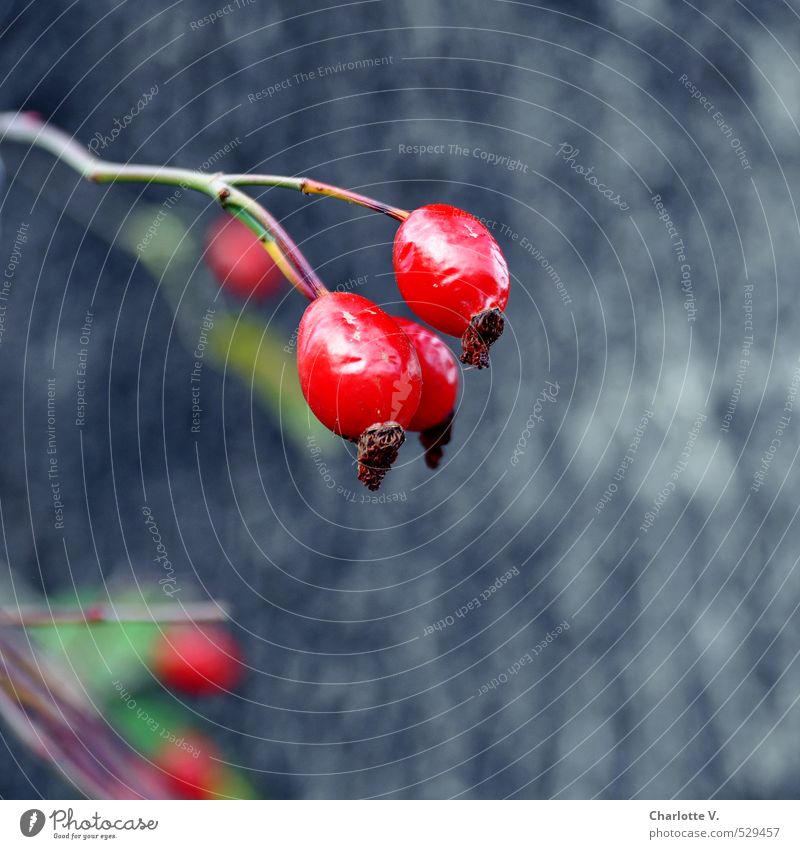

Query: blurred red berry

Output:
[297, 292, 422, 489]
[157, 736, 222, 800]
[153, 625, 242, 695]
[205, 216, 282, 299]
[393, 204, 510, 368]
[393, 317, 459, 468]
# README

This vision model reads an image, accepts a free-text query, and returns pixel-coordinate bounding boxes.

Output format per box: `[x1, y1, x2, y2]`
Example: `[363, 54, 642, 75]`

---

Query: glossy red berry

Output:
[205, 216, 282, 299]
[393, 204, 510, 368]
[157, 736, 222, 800]
[153, 625, 242, 695]
[393, 317, 459, 468]
[297, 292, 422, 489]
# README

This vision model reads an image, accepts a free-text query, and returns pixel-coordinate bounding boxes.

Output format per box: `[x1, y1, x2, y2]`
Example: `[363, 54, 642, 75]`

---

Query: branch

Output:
[0, 111, 327, 299]
[0, 602, 230, 627]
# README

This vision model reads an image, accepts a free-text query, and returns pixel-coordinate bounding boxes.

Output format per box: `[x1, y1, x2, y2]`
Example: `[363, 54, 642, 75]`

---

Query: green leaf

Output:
[209, 313, 326, 448]
[107, 693, 190, 755]
[108, 694, 259, 799]
[31, 619, 161, 697]
[217, 767, 259, 800]
[119, 204, 325, 453]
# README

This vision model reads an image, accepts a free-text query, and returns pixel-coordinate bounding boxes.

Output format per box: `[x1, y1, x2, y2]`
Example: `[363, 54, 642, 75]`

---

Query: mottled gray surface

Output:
[0, 0, 799, 799]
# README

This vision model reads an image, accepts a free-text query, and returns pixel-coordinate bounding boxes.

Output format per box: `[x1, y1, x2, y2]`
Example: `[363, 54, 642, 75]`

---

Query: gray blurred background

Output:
[0, 0, 799, 799]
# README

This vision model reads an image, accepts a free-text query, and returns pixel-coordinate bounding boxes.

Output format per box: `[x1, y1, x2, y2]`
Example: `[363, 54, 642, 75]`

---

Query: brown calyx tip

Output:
[460, 307, 505, 369]
[419, 411, 454, 469]
[357, 422, 405, 490]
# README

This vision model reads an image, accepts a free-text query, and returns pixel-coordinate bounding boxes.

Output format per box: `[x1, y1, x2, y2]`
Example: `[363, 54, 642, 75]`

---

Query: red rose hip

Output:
[205, 216, 282, 299]
[157, 736, 222, 800]
[153, 625, 242, 695]
[297, 292, 422, 489]
[393, 204, 510, 368]
[393, 317, 460, 468]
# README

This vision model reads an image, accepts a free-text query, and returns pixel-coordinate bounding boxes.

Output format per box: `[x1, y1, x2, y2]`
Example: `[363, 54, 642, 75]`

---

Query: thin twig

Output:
[226, 173, 409, 221]
[0, 111, 328, 299]
[0, 602, 229, 627]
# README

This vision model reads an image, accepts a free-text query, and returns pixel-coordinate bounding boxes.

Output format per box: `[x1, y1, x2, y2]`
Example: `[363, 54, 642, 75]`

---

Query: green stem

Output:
[0, 111, 327, 299]
[225, 173, 410, 221]
[0, 112, 413, 296]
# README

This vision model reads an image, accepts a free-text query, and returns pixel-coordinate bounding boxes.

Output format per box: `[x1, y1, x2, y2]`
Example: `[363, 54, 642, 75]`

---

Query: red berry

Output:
[153, 625, 242, 695]
[393, 317, 459, 468]
[297, 292, 422, 489]
[157, 736, 222, 800]
[393, 204, 510, 368]
[205, 216, 282, 299]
